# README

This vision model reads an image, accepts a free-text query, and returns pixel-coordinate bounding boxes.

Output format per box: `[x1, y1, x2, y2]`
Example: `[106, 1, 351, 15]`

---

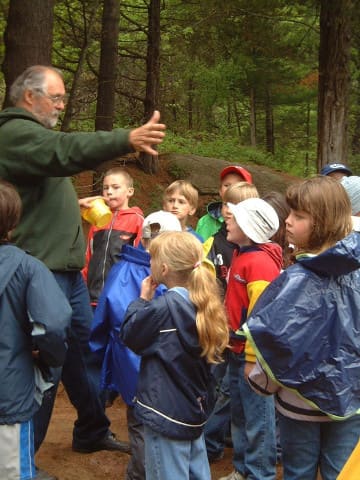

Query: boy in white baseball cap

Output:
[141, 210, 182, 247]
[220, 198, 282, 480]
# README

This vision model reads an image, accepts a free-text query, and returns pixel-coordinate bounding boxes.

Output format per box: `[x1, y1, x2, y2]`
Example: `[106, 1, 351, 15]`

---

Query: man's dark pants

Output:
[34, 271, 110, 451]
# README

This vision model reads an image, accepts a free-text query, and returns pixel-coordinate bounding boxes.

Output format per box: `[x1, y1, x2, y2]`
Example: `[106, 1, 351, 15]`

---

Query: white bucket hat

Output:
[227, 198, 279, 244]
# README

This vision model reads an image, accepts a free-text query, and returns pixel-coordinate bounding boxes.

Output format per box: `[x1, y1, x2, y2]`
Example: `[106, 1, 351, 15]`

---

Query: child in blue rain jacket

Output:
[89, 211, 181, 480]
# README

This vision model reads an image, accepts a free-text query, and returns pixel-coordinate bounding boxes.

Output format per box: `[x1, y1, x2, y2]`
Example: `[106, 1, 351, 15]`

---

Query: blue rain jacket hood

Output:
[244, 232, 360, 419]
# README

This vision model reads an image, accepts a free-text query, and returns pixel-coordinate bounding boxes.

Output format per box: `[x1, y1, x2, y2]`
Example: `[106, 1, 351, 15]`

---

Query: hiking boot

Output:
[218, 471, 246, 480]
[72, 432, 131, 454]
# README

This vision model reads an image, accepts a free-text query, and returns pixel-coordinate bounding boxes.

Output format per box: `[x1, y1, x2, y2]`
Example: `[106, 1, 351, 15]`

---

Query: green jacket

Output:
[195, 200, 223, 241]
[0, 107, 133, 271]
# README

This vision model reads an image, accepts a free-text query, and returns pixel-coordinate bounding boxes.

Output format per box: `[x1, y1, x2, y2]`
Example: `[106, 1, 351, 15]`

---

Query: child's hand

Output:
[79, 196, 105, 209]
[140, 275, 158, 301]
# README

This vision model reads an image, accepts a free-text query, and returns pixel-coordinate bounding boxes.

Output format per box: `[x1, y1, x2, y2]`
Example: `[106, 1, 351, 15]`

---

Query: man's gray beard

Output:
[32, 107, 60, 129]
[46, 115, 60, 129]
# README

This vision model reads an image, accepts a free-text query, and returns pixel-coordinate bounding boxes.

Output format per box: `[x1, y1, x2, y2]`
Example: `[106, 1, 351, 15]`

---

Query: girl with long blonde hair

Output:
[120, 231, 228, 480]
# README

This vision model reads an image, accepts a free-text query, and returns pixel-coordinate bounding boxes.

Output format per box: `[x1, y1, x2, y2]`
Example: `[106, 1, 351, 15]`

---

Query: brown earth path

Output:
[36, 386, 286, 480]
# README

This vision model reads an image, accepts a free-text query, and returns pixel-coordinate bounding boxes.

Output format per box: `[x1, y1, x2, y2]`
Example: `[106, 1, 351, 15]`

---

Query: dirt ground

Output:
[36, 386, 284, 480]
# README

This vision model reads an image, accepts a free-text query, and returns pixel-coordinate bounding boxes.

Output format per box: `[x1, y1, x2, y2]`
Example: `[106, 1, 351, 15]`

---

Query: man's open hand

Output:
[129, 110, 166, 156]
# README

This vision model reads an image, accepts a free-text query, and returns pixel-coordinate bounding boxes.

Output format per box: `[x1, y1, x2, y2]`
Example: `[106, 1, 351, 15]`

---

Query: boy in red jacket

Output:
[82, 167, 144, 307]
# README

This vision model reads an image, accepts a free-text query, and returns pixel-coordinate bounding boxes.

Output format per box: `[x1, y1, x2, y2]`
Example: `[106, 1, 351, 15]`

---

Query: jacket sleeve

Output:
[88, 288, 110, 356]
[133, 213, 144, 248]
[196, 215, 219, 241]
[242, 253, 280, 363]
[81, 226, 95, 283]
[0, 115, 133, 178]
[26, 258, 72, 367]
[89, 260, 140, 354]
[244, 279, 271, 362]
[247, 279, 271, 316]
[203, 236, 214, 259]
[120, 297, 164, 355]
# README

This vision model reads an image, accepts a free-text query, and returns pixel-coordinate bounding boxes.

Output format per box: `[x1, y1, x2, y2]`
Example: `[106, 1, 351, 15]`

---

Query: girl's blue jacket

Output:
[120, 289, 211, 440]
[89, 244, 165, 405]
[244, 232, 360, 419]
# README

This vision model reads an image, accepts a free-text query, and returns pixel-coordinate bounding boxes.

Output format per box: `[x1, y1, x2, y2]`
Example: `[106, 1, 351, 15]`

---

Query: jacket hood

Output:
[166, 289, 203, 357]
[297, 232, 360, 277]
[206, 201, 223, 220]
[258, 242, 283, 271]
[118, 243, 150, 266]
[0, 244, 25, 295]
[0, 107, 41, 127]
[115, 206, 143, 216]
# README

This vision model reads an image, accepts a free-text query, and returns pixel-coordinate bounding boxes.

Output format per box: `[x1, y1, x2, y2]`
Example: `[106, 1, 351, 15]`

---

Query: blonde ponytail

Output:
[149, 232, 229, 363]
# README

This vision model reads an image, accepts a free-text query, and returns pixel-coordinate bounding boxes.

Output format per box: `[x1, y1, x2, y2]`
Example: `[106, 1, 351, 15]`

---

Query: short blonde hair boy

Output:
[223, 181, 259, 204]
[163, 180, 199, 209]
[104, 167, 134, 188]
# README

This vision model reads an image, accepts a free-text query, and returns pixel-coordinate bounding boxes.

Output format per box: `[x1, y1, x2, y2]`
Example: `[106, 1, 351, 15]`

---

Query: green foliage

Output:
[167, 162, 190, 180]
[146, 184, 164, 215]
[0, 0, 358, 176]
[162, 131, 312, 178]
[349, 154, 360, 175]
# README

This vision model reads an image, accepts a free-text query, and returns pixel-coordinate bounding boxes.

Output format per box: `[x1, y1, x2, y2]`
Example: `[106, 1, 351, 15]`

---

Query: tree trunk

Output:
[61, 1, 101, 132]
[95, 0, 120, 132]
[233, 99, 241, 137]
[265, 87, 275, 154]
[351, 21, 360, 155]
[351, 87, 360, 155]
[138, 0, 161, 174]
[249, 87, 257, 147]
[304, 101, 311, 176]
[188, 77, 194, 130]
[91, 0, 120, 194]
[171, 98, 177, 124]
[317, 0, 351, 172]
[2, 0, 55, 108]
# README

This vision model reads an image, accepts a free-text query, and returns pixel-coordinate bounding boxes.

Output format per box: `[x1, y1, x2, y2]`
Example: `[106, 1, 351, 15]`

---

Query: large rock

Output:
[160, 153, 300, 196]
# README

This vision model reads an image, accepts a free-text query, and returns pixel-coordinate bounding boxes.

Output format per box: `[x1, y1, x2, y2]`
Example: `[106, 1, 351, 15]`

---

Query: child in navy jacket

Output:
[120, 231, 229, 480]
[0, 180, 71, 480]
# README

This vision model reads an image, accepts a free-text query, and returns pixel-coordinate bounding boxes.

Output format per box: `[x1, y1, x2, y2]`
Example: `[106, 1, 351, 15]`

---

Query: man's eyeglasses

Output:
[35, 89, 68, 105]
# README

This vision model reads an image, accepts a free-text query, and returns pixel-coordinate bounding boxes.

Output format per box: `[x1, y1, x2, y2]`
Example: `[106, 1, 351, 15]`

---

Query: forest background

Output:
[0, 3, 349, 477]
[0, 0, 359, 199]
